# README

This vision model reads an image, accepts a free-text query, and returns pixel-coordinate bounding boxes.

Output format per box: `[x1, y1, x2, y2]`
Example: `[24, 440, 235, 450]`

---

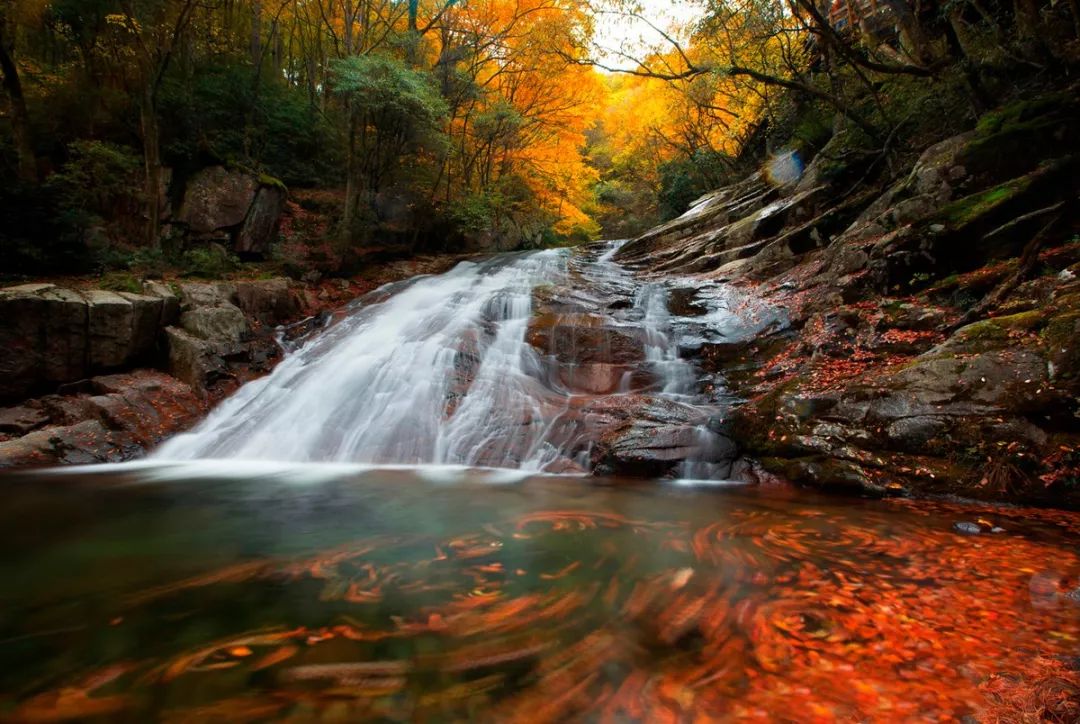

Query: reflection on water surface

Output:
[1, 464, 1078, 721]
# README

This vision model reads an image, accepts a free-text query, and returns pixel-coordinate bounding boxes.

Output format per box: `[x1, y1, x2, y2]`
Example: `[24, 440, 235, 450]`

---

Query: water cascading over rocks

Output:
[156, 244, 783, 476]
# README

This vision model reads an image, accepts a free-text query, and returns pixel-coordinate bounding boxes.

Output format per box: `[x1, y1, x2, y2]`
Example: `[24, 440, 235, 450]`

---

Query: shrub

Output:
[181, 244, 240, 277]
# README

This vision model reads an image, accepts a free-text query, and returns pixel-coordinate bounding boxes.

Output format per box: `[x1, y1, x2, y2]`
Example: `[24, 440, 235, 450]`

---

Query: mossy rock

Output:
[934, 311, 1046, 356]
[761, 455, 882, 495]
[959, 91, 1080, 180]
[926, 157, 1078, 273]
[257, 173, 288, 192]
[937, 174, 1035, 229]
[1043, 310, 1080, 380]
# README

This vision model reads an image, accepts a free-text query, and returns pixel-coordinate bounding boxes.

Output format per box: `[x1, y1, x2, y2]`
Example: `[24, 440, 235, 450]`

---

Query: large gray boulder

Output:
[176, 166, 258, 235]
[0, 284, 171, 402]
[174, 166, 286, 256]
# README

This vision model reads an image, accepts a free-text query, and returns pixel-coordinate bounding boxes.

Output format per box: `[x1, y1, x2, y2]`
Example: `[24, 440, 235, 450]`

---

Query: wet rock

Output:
[0, 406, 49, 436]
[668, 288, 710, 317]
[527, 323, 645, 365]
[885, 416, 948, 450]
[0, 371, 202, 467]
[585, 397, 737, 478]
[953, 521, 982, 535]
[559, 363, 631, 395]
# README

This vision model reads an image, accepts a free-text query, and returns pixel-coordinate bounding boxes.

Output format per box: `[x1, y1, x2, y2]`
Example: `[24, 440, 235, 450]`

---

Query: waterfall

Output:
[155, 244, 783, 475]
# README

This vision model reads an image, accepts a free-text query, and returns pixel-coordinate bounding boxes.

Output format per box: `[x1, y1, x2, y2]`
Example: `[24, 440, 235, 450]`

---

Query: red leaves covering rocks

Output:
[0, 371, 205, 467]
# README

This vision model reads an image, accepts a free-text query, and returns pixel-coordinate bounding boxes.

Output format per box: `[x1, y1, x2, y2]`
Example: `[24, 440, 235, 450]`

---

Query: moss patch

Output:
[960, 92, 1079, 177]
[257, 173, 288, 192]
[937, 175, 1033, 229]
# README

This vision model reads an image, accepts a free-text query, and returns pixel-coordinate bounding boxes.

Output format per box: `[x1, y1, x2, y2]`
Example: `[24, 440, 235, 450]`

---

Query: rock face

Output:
[618, 89, 1080, 505]
[165, 279, 299, 398]
[0, 371, 203, 467]
[236, 186, 287, 256]
[0, 277, 298, 405]
[174, 166, 286, 257]
[0, 275, 304, 467]
[0, 283, 179, 403]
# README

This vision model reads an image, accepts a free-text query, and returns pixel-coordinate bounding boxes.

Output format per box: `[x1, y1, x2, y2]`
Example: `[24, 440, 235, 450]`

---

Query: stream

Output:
[153, 243, 781, 475]
[1, 246, 1078, 721]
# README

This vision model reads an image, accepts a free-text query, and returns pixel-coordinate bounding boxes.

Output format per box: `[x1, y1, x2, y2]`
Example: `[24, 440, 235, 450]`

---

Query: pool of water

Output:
[1, 464, 1078, 721]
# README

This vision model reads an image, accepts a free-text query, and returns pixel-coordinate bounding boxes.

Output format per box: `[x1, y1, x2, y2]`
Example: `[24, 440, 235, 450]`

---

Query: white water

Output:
[156, 245, 782, 474]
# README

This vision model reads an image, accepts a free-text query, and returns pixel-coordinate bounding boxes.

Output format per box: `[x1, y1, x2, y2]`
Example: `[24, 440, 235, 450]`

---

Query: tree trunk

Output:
[341, 105, 359, 240]
[141, 85, 163, 248]
[0, 27, 37, 183]
[250, 0, 262, 64]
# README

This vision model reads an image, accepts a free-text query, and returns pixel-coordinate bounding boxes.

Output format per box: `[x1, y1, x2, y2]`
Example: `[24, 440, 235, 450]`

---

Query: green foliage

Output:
[333, 55, 448, 127]
[472, 100, 525, 146]
[0, 180, 88, 277]
[48, 140, 144, 229]
[181, 245, 240, 278]
[657, 150, 733, 221]
[789, 108, 834, 157]
[159, 62, 338, 187]
[100, 271, 144, 294]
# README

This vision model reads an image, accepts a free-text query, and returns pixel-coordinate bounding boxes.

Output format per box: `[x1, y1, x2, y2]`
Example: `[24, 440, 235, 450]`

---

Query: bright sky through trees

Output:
[590, 1, 701, 69]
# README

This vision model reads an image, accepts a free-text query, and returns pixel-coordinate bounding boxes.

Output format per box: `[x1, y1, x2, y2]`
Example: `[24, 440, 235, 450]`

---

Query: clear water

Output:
[0, 464, 1077, 721]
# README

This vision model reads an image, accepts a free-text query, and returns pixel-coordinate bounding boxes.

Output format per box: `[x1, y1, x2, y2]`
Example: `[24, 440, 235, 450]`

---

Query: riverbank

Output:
[0, 255, 469, 466]
[619, 89, 1080, 508]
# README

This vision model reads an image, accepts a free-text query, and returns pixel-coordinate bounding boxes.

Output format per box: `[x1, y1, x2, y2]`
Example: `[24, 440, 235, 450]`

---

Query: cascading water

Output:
[156, 243, 784, 475]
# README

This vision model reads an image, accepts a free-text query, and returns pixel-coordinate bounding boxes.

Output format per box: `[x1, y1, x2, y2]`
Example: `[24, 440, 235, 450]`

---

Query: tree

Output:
[106, 0, 202, 247]
[0, 0, 37, 181]
[333, 53, 448, 239]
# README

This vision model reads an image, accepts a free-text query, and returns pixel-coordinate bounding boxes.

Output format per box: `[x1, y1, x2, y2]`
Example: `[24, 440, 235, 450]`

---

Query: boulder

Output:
[236, 185, 286, 256]
[166, 327, 228, 393]
[118, 292, 166, 359]
[180, 306, 249, 345]
[142, 281, 181, 326]
[0, 406, 49, 436]
[176, 166, 258, 235]
[177, 281, 236, 310]
[527, 323, 645, 365]
[82, 290, 135, 369]
[581, 396, 737, 478]
[173, 167, 287, 256]
[0, 285, 56, 400]
[0, 284, 171, 402]
[39, 287, 91, 383]
[232, 279, 298, 325]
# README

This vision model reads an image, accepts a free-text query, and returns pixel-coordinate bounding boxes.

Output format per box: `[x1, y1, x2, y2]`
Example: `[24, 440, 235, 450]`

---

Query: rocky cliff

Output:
[619, 90, 1080, 507]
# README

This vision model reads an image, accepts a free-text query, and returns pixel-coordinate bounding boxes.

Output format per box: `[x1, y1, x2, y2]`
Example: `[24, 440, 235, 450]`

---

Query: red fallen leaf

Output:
[251, 645, 299, 671]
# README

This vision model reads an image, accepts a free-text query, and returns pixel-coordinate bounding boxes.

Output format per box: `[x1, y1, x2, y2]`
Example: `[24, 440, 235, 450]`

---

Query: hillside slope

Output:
[619, 90, 1080, 507]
